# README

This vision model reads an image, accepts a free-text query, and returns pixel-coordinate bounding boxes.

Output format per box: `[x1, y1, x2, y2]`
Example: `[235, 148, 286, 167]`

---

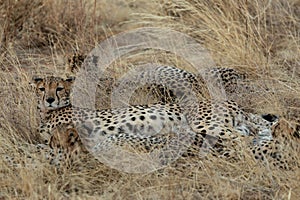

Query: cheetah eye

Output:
[39, 87, 45, 92]
[56, 87, 64, 92]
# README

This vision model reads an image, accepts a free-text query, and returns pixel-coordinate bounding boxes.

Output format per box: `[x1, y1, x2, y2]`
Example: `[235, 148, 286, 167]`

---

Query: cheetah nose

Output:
[46, 97, 55, 104]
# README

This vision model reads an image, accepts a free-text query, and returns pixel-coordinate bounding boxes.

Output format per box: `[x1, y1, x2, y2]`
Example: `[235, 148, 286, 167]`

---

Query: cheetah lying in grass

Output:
[5, 65, 299, 170]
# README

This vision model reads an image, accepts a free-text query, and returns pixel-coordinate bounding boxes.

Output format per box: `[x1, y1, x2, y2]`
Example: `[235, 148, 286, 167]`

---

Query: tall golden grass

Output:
[0, 0, 299, 199]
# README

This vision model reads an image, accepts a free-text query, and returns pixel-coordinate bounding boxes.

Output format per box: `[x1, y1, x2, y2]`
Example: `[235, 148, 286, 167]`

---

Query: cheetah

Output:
[65, 52, 86, 75]
[48, 123, 87, 167]
[251, 118, 300, 169]
[47, 115, 299, 170]
[27, 65, 282, 170]
[3, 124, 85, 169]
[66, 53, 251, 106]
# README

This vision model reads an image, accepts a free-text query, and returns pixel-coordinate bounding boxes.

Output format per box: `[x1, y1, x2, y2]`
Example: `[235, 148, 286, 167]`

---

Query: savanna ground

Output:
[0, 0, 299, 199]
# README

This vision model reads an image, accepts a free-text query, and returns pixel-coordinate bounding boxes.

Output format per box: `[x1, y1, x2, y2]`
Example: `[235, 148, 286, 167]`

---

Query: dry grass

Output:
[0, 0, 299, 199]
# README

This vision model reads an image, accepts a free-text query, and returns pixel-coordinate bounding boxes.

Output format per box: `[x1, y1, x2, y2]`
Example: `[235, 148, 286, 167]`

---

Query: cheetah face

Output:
[272, 118, 300, 140]
[48, 124, 84, 166]
[32, 76, 75, 110]
[49, 124, 81, 153]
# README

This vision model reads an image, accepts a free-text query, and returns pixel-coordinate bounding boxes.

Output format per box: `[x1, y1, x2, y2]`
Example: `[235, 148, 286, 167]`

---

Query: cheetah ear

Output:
[261, 114, 279, 123]
[30, 76, 43, 87]
[65, 76, 75, 83]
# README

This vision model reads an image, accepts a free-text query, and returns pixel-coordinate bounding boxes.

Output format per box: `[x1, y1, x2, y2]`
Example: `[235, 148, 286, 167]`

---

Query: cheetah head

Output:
[48, 124, 84, 167]
[49, 124, 82, 154]
[272, 118, 300, 140]
[31, 76, 75, 111]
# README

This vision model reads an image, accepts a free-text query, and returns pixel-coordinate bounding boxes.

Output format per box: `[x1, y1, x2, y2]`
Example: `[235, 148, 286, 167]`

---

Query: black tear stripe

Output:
[56, 90, 60, 105]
